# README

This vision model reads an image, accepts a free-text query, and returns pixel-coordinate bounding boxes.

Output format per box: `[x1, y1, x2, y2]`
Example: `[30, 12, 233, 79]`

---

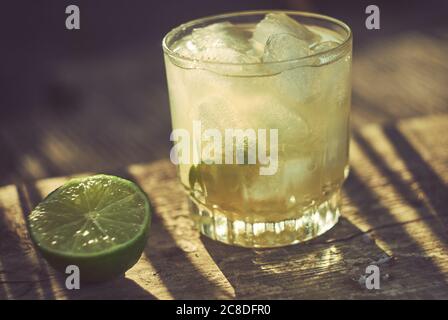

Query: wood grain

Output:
[1, 114, 447, 299]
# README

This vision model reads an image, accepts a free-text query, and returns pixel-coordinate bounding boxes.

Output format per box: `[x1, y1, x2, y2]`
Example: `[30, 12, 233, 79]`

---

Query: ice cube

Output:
[173, 22, 259, 64]
[243, 157, 316, 212]
[247, 95, 310, 142]
[252, 13, 320, 47]
[191, 22, 251, 52]
[263, 33, 310, 62]
[196, 96, 241, 131]
[227, 94, 310, 155]
[263, 41, 347, 110]
[195, 94, 309, 152]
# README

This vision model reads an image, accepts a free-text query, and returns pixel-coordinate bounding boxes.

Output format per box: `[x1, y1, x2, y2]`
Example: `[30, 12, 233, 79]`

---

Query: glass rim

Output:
[162, 10, 352, 68]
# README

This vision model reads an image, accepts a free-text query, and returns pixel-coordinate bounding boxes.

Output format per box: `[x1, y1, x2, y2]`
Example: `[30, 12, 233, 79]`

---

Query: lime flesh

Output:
[28, 174, 151, 282]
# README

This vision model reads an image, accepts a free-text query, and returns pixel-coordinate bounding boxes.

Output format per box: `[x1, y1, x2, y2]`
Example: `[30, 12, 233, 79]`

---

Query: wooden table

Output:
[1, 113, 448, 299]
[1, 15, 448, 299]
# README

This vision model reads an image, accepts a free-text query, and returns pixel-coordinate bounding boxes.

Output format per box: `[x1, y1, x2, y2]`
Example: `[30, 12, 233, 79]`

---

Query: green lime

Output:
[27, 174, 151, 282]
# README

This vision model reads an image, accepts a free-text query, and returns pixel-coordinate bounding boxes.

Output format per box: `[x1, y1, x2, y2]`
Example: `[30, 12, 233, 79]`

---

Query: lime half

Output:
[28, 174, 151, 282]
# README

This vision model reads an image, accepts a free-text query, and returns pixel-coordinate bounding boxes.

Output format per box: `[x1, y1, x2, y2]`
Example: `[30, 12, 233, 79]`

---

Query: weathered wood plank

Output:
[351, 32, 448, 128]
[1, 115, 447, 299]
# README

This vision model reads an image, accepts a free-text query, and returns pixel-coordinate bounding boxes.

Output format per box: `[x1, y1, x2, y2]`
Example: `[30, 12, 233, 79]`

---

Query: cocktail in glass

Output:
[163, 11, 352, 247]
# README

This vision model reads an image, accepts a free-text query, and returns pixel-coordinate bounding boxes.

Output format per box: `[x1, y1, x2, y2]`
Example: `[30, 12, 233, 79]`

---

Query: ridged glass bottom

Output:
[189, 191, 341, 248]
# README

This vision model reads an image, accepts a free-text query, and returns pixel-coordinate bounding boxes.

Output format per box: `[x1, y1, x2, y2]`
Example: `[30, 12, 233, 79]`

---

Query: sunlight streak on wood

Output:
[0, 185, 45, 299]
[128, 162, 236, 299]
[349, 126, 448, 277]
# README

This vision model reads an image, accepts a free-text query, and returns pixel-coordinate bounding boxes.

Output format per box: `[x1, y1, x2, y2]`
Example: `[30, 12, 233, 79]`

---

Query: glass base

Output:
[189, 191, 341, 248]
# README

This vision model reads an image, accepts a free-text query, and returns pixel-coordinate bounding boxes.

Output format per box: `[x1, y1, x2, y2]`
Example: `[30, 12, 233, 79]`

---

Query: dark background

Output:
[1, 0, 447, 185]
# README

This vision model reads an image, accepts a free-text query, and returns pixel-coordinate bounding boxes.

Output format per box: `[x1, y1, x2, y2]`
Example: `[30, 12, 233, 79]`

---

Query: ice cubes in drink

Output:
[171, 12, 341, 67]
[173, 22, 259, 64]
[252, 13, 320, 47]
[263, 33, 310, 62]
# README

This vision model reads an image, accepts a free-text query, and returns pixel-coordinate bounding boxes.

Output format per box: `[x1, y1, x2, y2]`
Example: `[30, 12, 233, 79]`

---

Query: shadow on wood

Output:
[122, 165, 233, 299]
[383, 124, 448, 228]
[344, 168, 448, 298]
[201, 162, 448, 298]
[201, 216, 395, 299]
